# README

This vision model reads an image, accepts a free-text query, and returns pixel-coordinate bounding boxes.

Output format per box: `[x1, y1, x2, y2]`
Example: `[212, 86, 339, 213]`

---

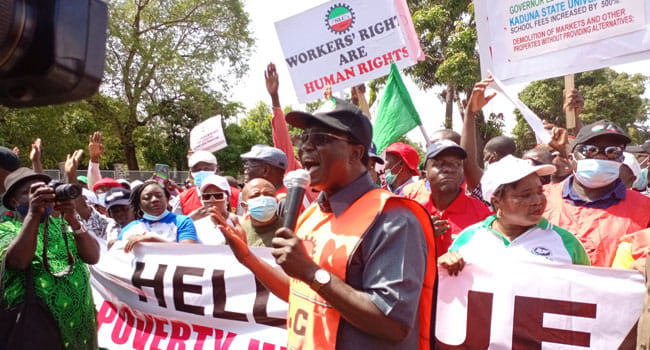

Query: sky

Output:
[222, 0, 650, 150]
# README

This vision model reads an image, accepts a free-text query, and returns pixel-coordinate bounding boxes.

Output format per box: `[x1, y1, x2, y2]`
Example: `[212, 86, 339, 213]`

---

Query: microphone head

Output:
[283, 169, 311, 189]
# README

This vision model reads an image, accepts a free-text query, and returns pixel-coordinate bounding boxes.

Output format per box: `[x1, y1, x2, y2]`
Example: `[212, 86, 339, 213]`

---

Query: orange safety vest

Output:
[287, 188, 436, 350]
[179, 186, 202, 215]
[543, 181, 650, 266]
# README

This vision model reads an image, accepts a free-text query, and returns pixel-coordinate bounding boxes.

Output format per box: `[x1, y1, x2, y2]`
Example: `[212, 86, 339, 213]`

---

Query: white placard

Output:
[190, 116, 228, 153]
[275, 0, 424, 103]
[476, 0, 650, 84]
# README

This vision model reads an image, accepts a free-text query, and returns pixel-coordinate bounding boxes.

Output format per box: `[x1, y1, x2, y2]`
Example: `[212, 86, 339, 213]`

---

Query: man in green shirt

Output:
[0, 146, 21, 222]
[240, 178, 283, 247]
[1, 168, 100, 349]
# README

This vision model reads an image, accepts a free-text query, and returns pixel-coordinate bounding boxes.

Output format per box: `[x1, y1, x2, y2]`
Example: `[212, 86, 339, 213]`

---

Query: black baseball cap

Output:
[105, 187, 131, 210]
[368, 143, 384, 164]
[286, 97, 372, 150]
[572, 119, 631, 152]
[426, 139, 467, 160]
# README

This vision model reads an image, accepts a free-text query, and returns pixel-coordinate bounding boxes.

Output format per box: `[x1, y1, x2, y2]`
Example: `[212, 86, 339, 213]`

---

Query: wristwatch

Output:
[72, 222, 87, 235]
[310, 268, 331, 292]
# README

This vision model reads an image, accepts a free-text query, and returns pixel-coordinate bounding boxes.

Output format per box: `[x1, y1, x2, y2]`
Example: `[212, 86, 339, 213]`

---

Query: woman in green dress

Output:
[1, 168, 100, 349]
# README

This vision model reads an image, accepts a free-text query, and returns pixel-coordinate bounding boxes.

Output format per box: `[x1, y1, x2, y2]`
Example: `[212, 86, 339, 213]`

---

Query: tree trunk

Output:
[124, 139, 139, 170]
[445, 85, 454, 129]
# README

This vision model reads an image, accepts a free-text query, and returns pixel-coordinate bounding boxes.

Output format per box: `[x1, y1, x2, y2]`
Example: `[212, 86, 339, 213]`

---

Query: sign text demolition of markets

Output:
[275, 0, 423, 103]
[505, 0, 645, 59]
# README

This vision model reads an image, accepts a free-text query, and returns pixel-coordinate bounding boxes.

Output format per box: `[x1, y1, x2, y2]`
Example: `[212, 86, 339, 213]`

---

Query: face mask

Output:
[247, 196, 277, 222]
[97, 193, 107, 207]
[574, 159, 621, 189]
[17, 204, 52, 218]
[191, 171, 213, 189]
[385, 162, 403, 186]
[634, 168, 648, 191]
[143, 209, 170, 222]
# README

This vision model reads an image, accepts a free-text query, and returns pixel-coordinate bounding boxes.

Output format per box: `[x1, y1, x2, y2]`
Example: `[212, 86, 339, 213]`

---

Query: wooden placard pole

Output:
[564, 74, 576, 131]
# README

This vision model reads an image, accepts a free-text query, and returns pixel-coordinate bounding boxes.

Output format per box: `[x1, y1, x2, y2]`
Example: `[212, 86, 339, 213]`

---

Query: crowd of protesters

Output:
[1, 64, 650, 349]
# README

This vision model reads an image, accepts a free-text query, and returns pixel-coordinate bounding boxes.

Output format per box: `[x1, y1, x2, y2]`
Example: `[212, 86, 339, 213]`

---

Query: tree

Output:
[93, 0, 253, 170]
[216, 101, 274, 177]
[137, 88, 243, 170]
[408, 0, 479, 128]
[0, 100, 122, 169]
[513, 69, 650, 151]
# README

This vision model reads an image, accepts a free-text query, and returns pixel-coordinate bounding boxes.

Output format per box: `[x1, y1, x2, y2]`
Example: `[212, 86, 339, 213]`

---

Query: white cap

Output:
[481, 155, 556, 202]
[623, 152, 641, 180]
[82, 188, 99, 206]
[130, 179, 144, 190]
[200, 174, 231, 196]
[117, 178, 130, 186]
[188, 150, 218, 168]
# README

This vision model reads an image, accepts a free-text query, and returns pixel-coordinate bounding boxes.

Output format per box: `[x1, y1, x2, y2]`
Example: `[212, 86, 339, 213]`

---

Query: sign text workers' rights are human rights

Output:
[275, 0, 424, 103]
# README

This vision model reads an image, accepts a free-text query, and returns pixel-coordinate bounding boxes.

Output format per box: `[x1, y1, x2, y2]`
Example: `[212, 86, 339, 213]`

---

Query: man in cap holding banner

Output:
[217, 99, 436, 349]
[543, 120, 650, 267]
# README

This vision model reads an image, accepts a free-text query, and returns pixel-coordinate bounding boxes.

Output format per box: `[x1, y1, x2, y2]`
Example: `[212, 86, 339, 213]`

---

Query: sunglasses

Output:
[575, 144, 624, 160]
[296, 132, 349, 147]
[201, 192, 226, 201]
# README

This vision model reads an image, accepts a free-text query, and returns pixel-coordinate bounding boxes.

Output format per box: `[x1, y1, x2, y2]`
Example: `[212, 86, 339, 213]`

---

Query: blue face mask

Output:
[574, 159, 621, 189]
[17, 204, 52, 218]
[143, 209, 170, 222]
[247, 196, 277, 222]
[191, 171, 214, 189]
[97, 193, 107, 207]
[634, 168, 648, 191]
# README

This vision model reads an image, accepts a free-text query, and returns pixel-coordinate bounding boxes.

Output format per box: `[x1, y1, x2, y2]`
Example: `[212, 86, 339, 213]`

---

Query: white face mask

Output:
[574, 159, 621, 189]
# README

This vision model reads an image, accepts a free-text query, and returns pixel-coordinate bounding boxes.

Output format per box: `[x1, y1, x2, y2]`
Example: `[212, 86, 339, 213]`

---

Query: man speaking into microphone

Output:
[217, 98, 436, 350]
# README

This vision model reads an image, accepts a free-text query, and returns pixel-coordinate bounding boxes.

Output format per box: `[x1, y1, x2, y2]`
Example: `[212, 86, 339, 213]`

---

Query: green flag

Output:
[372, 63, 422, 154]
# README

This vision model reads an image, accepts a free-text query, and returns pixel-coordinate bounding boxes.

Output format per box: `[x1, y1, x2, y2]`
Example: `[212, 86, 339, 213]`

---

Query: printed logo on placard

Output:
[325, 4, 355, 34]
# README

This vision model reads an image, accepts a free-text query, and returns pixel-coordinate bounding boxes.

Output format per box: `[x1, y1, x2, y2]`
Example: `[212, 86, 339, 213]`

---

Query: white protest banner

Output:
[488, 72, 552, 144]
[275, 0, 424, 103]
[435, 258, 644, 349]
[91, 243, 288, 349]
[475, 0, 650, 84]
[190, 116, 227, 153]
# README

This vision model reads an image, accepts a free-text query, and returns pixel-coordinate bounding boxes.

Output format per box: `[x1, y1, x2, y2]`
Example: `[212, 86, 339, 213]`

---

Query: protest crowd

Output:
[2, 64, 650, 349]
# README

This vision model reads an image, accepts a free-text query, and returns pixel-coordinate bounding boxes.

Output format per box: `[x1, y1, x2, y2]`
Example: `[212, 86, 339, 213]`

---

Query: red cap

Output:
[93, 177, 122, 192]
[385, 142, 420, 175]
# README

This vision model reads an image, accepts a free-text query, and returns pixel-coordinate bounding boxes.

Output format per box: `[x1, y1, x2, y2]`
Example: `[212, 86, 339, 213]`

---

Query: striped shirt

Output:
[449, 215, 590, 265]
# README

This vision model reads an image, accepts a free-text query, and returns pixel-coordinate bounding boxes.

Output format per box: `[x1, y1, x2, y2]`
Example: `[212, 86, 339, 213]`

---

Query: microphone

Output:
[282, 169, 311, 231]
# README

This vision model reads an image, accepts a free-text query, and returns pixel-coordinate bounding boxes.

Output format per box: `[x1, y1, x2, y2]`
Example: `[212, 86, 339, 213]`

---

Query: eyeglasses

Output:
[575, 144, 624, 160]
[296, 132, 349, 148]
[201, 192, 226, 201]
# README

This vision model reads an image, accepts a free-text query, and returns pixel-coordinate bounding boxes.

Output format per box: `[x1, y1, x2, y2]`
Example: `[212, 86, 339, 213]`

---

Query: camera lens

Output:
[53, 183, 82, 201]
[0, 0, 36, 75]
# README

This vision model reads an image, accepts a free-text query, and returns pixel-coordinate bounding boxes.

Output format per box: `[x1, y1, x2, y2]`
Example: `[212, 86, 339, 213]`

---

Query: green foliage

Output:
[513, 69, 650, 151]
[408, 0, 479, 93]
[95, 0, 254, 169]
[215, 101, 277, 177]
[0, 100, 121, 169]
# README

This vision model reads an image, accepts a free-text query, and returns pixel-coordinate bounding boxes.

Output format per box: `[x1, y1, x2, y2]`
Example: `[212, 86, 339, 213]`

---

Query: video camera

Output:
[0, 0, 108, 107]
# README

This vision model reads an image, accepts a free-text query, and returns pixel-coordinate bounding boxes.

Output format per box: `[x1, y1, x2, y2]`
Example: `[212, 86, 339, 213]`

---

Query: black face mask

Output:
[540, 175, 551, 185]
